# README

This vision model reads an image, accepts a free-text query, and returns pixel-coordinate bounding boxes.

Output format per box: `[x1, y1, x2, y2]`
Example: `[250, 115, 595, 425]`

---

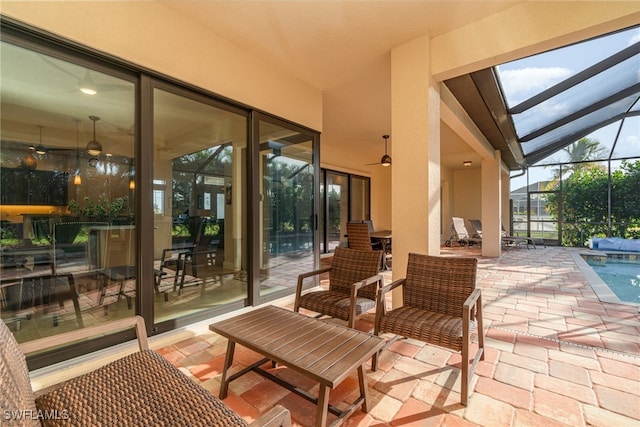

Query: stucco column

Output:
[481, 150, 502, 257]
[391, 35, 440, 307]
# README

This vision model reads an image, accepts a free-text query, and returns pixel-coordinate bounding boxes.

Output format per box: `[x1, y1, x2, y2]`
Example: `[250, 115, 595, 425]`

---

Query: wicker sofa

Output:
[0, 316, 291, 427]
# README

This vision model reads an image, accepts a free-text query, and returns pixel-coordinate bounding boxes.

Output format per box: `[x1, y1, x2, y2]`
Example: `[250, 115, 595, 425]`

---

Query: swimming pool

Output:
[574, 252, 640, 305]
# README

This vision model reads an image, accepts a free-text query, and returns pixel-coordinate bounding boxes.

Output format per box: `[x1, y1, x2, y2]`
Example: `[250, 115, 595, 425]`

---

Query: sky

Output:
[494, 25, 640, 189]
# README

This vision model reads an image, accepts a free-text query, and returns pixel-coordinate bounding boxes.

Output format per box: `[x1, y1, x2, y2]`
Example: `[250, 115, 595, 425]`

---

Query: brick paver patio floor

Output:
[157, 246, 640, 426]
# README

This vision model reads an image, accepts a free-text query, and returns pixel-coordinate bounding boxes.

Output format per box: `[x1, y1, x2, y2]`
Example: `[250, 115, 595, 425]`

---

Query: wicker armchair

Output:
[372, 253, 484, 406]
[1, 316, 291, 426]
[294, 246, 383, 328]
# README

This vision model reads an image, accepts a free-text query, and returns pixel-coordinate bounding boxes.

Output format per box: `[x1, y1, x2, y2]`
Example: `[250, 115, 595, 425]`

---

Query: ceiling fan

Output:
[41, 55, 130, 95]
[366, 134, 392, 166]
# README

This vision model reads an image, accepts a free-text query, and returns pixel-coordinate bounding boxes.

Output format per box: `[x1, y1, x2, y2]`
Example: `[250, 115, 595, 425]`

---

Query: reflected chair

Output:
[372, 253, 484, 406]
[1, 273, 83, 330]
[294, 246, 383, 328]
[97, 227, 136, 310]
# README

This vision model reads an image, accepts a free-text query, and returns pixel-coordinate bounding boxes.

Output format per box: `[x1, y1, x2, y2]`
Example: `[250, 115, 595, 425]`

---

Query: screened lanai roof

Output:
[445, 24, 640, 170]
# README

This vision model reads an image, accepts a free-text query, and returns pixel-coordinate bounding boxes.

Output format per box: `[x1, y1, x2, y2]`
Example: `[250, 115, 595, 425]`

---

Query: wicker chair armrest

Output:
[352, 273, 384, 292]
[19, 316, 148, 355]
[378, 278, 405, 300]
[249, 404, 292, 427]
[375, 277, 405, 312]
[294, 266, 333, 309]
[463, 288, 482, 320]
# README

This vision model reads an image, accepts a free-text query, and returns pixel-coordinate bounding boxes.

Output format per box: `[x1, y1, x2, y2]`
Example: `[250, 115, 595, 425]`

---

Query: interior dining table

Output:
[370, 230, 391, 270]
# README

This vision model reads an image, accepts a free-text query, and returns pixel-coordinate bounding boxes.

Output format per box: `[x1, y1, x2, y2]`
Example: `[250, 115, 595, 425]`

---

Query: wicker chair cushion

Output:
[328, 247, 382, 301]
[404, 253, 477, 318]
[0, 320, 40, 427]
[378, 306, 478, 351]
[36, 350, 248, 427]
[296, 291, 376, 322]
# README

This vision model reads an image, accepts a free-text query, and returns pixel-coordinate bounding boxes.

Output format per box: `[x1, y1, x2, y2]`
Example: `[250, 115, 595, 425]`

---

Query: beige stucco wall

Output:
[0, 1, 323, 132]
[453, 168, 482, 227]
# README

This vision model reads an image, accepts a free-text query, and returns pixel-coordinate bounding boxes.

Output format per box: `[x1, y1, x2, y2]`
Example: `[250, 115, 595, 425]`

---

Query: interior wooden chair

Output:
[294, 246, 383, 328]
[372, 253, 484, 406]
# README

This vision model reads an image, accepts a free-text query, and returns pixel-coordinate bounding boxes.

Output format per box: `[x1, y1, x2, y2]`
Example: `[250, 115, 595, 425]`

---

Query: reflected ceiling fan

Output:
[366, 134, 391, 166]
[41, 55, 130, 95]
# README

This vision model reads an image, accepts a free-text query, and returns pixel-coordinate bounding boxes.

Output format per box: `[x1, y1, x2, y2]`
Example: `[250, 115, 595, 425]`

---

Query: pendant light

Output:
[74, 119, 82, 185]
[22, 147, 37, 170]
[35, 125, 47, 155]
[128, 132, 135, 190]
[380, 134, 391, 166]
[86, 115, 103, 156]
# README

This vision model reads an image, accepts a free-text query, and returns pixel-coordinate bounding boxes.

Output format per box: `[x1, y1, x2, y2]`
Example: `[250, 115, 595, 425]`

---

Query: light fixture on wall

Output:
[73, 119, 82, 185]
[380, 135, 392, 166]
[463, 160, 472, 168]
[86, 115, 103, 156]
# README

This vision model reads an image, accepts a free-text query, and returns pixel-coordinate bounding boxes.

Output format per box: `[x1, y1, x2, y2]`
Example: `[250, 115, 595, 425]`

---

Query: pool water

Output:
[582, 254, 640, 304]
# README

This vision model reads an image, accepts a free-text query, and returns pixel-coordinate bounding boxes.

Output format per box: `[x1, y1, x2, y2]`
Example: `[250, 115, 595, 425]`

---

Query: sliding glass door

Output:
[152, 86, 248, 325]
[257, 117, 317, 298]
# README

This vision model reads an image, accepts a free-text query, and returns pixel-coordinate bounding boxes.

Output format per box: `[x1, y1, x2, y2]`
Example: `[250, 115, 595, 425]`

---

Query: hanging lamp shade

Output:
[22, 148, 37, 169]
[86, 115, 103, 156]
[380, 135, 391, 166]
[74, 118, 82, 185]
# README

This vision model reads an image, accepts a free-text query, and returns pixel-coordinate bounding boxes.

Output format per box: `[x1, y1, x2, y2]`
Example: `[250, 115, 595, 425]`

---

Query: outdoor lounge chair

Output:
[372, 253, 484, 406]
[445, 217, 482, 247]
[469, 219, 544, 249]
[294, 246, 383, 328]
[1, 315, 291, 427]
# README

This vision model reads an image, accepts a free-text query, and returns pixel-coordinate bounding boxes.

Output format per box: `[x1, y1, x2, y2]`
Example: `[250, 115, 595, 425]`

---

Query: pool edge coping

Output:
[572, 250, 640, 308]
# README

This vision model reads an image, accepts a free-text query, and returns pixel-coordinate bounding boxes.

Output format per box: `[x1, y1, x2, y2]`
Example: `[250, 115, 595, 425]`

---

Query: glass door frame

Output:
[250, 112, 320, 306]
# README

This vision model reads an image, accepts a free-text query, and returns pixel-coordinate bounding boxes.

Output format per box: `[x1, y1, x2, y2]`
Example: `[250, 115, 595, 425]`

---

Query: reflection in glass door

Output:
[258, 119, 315, 297]
[0, 40, 136, 347]
[326, 172, 349, 250]
[153, 87, 247, 324]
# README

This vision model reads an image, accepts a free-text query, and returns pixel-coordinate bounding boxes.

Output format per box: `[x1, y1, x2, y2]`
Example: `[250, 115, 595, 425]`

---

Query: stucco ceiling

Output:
[160, 1, 525, 170]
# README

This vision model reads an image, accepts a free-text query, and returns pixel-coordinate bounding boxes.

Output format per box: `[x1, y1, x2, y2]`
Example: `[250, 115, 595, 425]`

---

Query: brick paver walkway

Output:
[157, 246, 640, 426]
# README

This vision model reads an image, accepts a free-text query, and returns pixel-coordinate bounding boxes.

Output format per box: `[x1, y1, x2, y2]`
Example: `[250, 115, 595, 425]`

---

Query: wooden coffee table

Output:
[210, 305, 385, 426]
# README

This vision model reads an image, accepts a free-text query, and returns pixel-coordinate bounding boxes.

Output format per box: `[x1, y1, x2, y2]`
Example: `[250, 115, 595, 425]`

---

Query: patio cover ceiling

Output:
[445, 24, 640, 171]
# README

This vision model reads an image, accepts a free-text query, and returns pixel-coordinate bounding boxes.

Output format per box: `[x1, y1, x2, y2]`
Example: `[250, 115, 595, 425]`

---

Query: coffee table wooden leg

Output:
[357, 364, 370, 412]
[316, 384, 330, 427]
[219, 340, 236, 399]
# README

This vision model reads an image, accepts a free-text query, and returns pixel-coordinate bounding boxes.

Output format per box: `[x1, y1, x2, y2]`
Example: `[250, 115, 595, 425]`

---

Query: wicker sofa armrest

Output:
[250, 405, 291, 427]
[19, 316, 148, 356]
